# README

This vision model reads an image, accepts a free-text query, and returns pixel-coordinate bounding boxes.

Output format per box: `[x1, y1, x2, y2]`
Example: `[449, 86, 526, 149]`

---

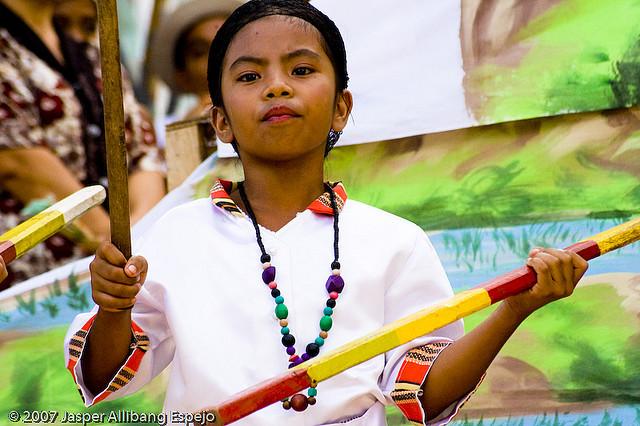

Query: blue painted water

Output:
[429, 218, 640, 291]
[452, 404, 640, 425]
[0, 282, 93, 331]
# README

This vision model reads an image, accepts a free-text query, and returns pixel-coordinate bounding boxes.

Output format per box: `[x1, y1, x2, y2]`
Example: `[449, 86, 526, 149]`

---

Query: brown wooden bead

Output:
[290, 394, 309, 412]
[279, 319, 288, 327]
[319, 331, 328, 339]
[282, 399, 291, 410]
[307, 397, 316, 405]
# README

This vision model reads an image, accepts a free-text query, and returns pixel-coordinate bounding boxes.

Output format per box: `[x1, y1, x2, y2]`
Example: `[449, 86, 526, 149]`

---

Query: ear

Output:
[331, 90, 353, 133]
[210, 106, 235, 144]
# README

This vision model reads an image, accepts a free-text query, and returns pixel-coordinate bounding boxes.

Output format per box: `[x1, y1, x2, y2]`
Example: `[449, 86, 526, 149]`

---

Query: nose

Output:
[263, 73, 293, 99]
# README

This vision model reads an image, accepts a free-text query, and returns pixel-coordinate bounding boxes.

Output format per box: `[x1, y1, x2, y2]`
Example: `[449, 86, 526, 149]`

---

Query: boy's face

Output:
[177, 16, 227, 95]
[213, 15, 351, 163]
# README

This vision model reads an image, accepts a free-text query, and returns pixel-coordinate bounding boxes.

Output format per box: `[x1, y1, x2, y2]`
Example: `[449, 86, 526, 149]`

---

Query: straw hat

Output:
[150, 0, 243, 92]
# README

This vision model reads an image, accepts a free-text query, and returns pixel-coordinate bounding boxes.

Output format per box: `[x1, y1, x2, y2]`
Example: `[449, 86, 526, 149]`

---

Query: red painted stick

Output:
[480, 240, 601, 302]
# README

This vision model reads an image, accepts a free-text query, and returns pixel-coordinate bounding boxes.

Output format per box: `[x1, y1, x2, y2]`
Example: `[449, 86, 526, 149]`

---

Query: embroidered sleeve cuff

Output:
[66, 314, 150, 406]
[390, 340, 483, 426]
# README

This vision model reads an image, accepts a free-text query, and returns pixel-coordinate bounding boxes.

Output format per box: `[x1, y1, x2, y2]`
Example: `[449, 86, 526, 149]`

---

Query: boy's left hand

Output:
[504, 247, 588, 319]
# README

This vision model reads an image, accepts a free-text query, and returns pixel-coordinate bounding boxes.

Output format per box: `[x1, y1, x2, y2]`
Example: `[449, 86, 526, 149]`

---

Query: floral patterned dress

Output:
[0, 3, 164, 289]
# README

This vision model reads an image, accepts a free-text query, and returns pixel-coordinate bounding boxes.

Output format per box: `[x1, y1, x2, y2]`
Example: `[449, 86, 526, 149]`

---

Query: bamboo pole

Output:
[96, 0, 131, 258]
[200, 217, 640, 425]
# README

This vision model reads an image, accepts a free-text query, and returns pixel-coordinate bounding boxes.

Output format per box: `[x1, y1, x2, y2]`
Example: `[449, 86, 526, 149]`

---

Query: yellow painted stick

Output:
[0, 186, 106, 264]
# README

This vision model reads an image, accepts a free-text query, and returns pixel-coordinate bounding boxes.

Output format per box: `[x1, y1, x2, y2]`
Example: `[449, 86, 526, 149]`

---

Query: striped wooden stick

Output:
[202, 217, 640, 425]
[0, 186, 106, 264]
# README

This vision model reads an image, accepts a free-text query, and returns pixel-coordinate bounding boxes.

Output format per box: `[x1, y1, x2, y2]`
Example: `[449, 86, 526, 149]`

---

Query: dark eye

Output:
[238, 72, 259, 82]
[81, 18, 97, 36]
[292, 67, 313, 76]
[185, 41, 210, 60]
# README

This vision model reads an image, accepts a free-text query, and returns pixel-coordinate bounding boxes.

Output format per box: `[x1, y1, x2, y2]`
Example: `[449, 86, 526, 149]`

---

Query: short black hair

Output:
[207, 0, 349, 107]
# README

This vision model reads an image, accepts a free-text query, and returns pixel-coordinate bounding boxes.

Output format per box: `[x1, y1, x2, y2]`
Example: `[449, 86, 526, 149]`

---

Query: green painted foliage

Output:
[473, 0, 640, 123]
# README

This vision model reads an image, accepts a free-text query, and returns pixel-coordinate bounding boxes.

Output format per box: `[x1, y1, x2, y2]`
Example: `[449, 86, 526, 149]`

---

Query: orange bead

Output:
[319, 331, 328, 339]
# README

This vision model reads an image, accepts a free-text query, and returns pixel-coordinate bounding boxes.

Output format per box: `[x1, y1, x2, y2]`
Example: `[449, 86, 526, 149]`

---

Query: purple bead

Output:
[288, 358, 302, 368]
[262, 266, 276, 284]
[325, 275, 345, 293]
[286, 346, 296, 355]
[301, 353, 310, 362]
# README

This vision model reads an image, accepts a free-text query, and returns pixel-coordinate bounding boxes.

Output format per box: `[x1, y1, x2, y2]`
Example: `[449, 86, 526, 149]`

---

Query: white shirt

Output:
[65, 184, 467, 425]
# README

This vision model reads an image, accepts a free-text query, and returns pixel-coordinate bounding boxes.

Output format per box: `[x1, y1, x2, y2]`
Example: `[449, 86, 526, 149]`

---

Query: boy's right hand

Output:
[89, 242, 148, 313]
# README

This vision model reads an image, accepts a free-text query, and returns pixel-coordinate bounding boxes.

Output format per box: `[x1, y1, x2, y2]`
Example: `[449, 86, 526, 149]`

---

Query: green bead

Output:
[308, 387, 317, 397]
[275, 303, 288, 319]
[319, 315, 333, 331]
[315, 337, 325, 346]
[323, 307, 333, 316]
[281, 327, 290, 335]
[275, 296, 285, 304]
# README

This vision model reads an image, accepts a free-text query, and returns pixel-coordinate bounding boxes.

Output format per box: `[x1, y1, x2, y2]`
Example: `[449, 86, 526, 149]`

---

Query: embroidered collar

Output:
[210, 179, 347, 217]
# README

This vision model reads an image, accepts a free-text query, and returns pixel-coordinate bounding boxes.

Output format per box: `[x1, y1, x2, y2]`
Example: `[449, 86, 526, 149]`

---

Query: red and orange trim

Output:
[391, 341, 453, 425]
[210, 179, 347, 218]
[67, 315, 149, 405]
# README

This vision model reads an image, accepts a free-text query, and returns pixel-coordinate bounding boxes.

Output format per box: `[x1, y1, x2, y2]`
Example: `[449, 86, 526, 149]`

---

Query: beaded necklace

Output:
[238, 181, 345, 412]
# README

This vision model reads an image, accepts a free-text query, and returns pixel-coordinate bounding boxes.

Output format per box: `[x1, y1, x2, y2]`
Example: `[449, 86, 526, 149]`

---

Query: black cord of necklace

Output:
[237, 181, 340, 267]
[238, 181, 269, 262]
[325, 183, 341, 270]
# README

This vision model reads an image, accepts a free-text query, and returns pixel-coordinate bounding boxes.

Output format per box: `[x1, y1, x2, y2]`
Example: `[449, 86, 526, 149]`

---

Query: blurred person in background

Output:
[0, 0, 166, 289]
[55, 0, 164, 171]
[150, 0, 242, 121]
[53, 0, 98, 44]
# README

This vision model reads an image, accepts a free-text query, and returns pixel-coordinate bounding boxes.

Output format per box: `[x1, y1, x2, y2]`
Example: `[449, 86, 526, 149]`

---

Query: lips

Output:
[262, 105, 300, 122]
